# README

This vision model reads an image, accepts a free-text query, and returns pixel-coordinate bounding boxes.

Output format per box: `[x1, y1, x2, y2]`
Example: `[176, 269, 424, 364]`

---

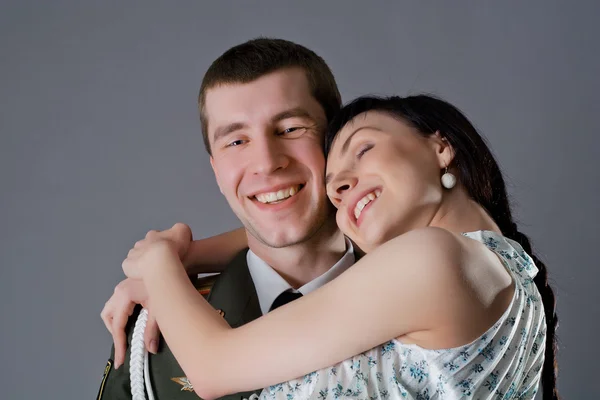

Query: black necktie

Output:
[270, 291, 303, 312]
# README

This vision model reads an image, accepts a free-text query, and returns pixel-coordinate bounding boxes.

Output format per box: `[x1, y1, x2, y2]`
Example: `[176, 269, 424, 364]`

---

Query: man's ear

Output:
[431, 131, 455, 169]
[209, 157, 223, 194]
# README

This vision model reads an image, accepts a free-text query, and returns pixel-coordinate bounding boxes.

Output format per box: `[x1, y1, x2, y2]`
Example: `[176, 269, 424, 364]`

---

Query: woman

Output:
[123, 95, 559, 399]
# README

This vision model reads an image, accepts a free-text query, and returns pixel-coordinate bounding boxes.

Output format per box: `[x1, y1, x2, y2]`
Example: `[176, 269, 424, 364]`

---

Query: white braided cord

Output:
[130, 308, 155, 400]
[144, 343, 155, 400]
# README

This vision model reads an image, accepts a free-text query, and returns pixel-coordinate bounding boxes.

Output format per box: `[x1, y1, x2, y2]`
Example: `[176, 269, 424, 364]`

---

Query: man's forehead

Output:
[205, 86, 311, 119]
[206, 71, 310, 111]
[204, 74, 324, 139]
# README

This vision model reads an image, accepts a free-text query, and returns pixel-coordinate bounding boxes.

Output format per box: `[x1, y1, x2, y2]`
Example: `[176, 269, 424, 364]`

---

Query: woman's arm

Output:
[183, 227, 247, 274]
[102, 225, 247, 367]
[140, 228, 490, 399]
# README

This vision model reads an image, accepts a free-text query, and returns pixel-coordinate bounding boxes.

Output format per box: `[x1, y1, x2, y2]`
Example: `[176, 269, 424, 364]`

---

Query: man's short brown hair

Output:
[198, 38, 342, 155]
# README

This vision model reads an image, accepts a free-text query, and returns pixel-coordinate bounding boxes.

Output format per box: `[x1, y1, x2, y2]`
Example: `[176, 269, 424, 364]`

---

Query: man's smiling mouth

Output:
[253, 184, 304, 204]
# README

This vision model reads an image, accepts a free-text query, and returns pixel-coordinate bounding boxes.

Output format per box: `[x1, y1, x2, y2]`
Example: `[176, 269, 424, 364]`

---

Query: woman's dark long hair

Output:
[325, 95, 559, 399]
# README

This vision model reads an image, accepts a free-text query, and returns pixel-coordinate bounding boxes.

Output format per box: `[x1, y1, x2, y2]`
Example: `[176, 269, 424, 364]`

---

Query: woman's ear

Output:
[431, 131, 455, 169]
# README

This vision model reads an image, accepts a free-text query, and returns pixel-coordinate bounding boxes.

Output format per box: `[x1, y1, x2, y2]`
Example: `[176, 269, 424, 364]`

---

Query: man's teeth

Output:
[255, 185, 300, 204]
[354, 190, 381, 220]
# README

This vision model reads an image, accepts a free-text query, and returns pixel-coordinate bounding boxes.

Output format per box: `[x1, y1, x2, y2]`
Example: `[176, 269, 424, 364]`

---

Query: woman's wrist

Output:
[143, 241, 186, 282]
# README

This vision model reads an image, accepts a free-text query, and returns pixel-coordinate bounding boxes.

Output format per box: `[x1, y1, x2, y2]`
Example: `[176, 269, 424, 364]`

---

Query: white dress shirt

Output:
[246, 238, 355, 314]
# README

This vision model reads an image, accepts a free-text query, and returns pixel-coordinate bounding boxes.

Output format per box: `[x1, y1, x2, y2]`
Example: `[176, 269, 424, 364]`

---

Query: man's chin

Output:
[245, 207, 332, 249]
[261, 234, 308, 249]
[248, 227, 312, 249]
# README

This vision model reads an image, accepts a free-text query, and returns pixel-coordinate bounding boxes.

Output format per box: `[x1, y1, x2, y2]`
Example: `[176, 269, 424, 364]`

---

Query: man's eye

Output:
[278, 127, 307, 136]
[226, 139, 245, 147]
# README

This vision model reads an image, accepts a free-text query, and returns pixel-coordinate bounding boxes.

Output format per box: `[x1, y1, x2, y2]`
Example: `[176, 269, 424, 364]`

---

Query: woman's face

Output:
[325, 111, 453, 252]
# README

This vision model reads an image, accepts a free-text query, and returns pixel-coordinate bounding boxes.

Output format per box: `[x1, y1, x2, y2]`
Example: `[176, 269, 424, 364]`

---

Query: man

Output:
[98, 38, 355, 399]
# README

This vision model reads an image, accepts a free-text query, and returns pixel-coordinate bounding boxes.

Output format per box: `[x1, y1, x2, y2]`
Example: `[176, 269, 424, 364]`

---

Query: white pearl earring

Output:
[441, 167, 456, 189]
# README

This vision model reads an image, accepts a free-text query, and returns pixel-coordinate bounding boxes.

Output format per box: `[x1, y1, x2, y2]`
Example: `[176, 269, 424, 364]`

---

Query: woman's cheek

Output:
[336, 209, 352, 240]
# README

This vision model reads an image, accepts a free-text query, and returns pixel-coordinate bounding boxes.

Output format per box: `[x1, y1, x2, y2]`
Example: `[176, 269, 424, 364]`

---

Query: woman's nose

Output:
[335, 175, 357, 195]
[328, 174, 358, 206]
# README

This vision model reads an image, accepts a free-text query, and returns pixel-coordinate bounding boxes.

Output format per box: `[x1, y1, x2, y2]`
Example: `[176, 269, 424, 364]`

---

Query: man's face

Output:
[207, 68, 334, 248]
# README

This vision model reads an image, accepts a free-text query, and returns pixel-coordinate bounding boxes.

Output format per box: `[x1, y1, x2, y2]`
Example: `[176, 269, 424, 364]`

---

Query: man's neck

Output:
[248, 219, 347, 288]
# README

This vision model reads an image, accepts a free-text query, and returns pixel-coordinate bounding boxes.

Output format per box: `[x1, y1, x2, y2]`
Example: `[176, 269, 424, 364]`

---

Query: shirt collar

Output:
[247, 237, 355, 315]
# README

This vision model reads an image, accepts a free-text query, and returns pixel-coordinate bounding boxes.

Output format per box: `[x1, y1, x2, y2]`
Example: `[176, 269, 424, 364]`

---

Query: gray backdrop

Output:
[1, 1, 598, 398]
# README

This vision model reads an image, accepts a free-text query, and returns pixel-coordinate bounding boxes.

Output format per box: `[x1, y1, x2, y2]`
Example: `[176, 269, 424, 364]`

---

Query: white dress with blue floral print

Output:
[257, 231, 546, 399]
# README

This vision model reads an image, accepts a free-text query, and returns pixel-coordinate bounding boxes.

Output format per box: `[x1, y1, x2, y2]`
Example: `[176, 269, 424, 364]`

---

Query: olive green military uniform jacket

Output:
[96, 249, 262, 400]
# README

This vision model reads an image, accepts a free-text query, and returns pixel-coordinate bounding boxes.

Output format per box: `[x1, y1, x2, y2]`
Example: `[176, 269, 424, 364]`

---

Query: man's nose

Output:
[249, 136, 290, 175]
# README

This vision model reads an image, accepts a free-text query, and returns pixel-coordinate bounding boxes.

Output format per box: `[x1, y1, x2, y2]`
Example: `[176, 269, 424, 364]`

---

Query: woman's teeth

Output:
[354, 189, 381, 220]
[255, 185, 301, 204]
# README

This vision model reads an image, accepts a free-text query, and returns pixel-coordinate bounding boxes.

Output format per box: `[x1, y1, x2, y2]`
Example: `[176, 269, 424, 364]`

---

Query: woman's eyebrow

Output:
[339, 126, 381, 156]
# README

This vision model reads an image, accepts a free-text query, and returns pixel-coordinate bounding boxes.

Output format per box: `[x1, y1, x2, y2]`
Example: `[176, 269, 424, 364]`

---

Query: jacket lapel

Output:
[208, 249, 262, 328]
[207, 250, 263, 400]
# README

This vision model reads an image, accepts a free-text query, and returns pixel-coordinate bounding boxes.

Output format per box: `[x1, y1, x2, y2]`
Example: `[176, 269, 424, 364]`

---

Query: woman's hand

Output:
[100, 223, 192, 368]
[100, 278, 156, 369]
[122, 223, 192, 280]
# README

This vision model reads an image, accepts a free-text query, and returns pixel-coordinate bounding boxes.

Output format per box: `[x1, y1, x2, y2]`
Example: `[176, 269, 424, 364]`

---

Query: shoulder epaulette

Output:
[191, 273, 220, 298]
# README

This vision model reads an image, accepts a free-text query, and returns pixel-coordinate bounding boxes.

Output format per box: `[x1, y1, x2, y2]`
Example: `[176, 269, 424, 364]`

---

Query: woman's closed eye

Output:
[356, 143, 374, 159]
